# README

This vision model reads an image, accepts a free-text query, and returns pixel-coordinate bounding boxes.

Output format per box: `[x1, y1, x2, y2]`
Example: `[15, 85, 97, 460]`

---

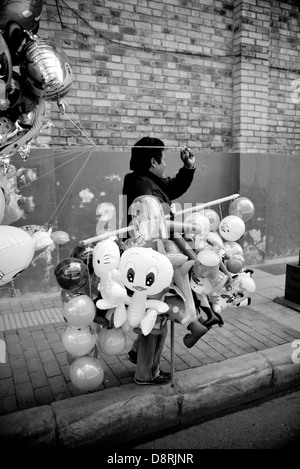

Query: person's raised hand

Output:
[180, 146, 195, 169]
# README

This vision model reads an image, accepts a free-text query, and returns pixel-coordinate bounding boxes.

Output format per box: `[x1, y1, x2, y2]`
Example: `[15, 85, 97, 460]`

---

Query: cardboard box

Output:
[284, 263, 300, 305]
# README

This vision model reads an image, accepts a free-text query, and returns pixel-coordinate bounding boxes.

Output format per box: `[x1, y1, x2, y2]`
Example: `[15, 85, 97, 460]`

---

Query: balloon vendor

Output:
[121, 136, 196, 386]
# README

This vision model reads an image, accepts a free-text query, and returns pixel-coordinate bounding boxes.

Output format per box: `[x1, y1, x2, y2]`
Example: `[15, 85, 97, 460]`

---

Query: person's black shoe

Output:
[134, 372, 171, 385]
[159, 370, 171, 378]
[127, 350, 137, 364]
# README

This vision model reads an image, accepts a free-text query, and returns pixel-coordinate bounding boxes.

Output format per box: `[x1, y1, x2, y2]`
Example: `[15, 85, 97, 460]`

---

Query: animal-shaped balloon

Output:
[228, 271, 256, 306]
[93, 239, 128, 328]
[189, 250, 225, 328]
[118, 246, 173, 335]
[95, 202, 116, 237]
[191, 268, 228, 318]
[210, 270, 256, 313]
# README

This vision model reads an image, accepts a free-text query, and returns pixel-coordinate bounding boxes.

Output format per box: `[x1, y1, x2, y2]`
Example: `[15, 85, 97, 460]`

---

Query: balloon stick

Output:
[166, 193, 240, 219]
[79, 225, 135, 246]
[170, 321, 175, 388]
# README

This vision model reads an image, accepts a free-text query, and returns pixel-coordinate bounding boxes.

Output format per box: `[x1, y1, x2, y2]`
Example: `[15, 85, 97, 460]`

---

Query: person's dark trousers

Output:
[133, 322, 168, 381]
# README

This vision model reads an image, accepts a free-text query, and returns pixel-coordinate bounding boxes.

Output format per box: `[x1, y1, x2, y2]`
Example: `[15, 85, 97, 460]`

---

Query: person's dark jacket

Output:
[122, 166, 196, 210]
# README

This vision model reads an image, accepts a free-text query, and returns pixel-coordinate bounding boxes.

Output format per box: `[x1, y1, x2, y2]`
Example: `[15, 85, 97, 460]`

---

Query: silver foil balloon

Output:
[0, 117, 14, 146]
[0, 97, 45, 161]
[20, 36, 73, 101]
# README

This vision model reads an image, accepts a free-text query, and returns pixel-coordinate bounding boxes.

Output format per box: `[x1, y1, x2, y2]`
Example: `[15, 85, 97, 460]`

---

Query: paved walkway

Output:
[0, 256, 300, 418]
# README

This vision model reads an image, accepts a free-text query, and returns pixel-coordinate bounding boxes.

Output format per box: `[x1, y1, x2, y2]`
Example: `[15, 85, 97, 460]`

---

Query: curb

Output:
[0, 343, 299, 449]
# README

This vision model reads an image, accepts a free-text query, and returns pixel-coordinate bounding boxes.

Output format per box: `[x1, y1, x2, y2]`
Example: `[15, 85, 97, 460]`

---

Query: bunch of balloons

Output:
[178, 196, 256, 317]
[0, 0, 73, 169]
[0, 162, 37, 225]
[0, 223, 70, 287]
[0, 0, 74, 284]
[53, 194, 256, 391]
[115, 194, 255, 346]
[54, 242, 130, 392]
[54, 256, 105, 392]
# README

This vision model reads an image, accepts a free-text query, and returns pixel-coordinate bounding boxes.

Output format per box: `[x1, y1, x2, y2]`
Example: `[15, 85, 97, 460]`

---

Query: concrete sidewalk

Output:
[0, 255, 300, 448]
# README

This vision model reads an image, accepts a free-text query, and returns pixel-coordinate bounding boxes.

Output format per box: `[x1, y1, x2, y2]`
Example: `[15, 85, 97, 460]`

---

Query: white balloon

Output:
[218, 216, 245, 242]
[113, 304, 128, 328]
[140, 309, 158, 336]
[0, 225, 35, 286]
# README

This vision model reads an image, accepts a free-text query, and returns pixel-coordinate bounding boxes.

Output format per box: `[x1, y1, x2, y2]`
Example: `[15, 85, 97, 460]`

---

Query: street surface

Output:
[131, 387, 300, 449]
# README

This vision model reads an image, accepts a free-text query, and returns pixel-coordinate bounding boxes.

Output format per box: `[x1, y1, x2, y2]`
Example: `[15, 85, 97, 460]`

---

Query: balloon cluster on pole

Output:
[0, 0, 74, 284]
[0, 0, 74, 168]
[54, 256, 105, 392]
[53, 194, 256, 392]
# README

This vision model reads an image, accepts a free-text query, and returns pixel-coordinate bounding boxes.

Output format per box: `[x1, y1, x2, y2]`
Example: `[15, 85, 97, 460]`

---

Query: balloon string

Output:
[57, 112, 95, 146]
[61, 102, 97, 146]
[57, 124, 97, 147]
[19, 148, 92, 193]
[60, 102, 97, 147]
[27, 144, 194, 150]
[57, 114, 95, 146]
[46, 147, 94, 225]
[47, 149, 93, 225]
[46, 154, 90, 226]
[218, 203, 223, 220]
[11, 146, 89, 162]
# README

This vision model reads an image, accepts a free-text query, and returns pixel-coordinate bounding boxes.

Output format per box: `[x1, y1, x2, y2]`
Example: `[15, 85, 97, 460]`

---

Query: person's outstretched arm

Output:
[164, 147, 196, 200]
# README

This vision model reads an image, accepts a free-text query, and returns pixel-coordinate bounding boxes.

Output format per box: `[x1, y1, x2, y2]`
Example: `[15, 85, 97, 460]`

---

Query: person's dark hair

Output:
[130, 137, 165, 172]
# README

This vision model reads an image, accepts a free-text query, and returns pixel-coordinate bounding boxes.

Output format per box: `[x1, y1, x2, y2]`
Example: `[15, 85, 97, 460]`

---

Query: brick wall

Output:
[268, 1, 300, 152]
[33, 0, 300, 152]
